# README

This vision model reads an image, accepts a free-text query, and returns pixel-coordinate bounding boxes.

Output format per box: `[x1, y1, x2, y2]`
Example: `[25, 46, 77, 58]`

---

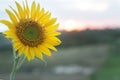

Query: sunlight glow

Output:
[59, 19, 85, 32]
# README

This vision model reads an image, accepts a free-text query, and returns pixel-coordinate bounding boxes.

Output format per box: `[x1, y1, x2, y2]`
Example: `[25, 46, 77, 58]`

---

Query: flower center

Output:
[16, 21, 44, 47]
[24, 26, 39, 40]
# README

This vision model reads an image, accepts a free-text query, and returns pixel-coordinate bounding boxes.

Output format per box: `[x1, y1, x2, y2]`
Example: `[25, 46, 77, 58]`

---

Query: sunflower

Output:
[0, 1, 61, 61]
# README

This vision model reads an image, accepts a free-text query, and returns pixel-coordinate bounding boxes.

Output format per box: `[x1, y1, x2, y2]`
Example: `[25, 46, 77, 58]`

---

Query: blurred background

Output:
[0, 0, 120, 80]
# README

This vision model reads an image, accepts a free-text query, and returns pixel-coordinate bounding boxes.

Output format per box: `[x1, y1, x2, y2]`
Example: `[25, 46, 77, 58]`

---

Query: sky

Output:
[0, 0, 120, 32]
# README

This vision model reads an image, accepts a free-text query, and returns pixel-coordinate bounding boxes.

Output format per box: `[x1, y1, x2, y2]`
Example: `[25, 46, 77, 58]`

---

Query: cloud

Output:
[68, 3, 109, 12]
[57, 0, 110, 12]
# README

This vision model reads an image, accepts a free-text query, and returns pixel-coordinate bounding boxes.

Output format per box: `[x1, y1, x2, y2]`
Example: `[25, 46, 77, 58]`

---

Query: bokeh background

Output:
[0, 0, 120, 80]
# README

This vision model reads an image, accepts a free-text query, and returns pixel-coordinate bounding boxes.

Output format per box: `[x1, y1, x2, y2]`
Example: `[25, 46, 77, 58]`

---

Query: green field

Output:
[91, 42, 120, 80]
[0, 44, 112, 80]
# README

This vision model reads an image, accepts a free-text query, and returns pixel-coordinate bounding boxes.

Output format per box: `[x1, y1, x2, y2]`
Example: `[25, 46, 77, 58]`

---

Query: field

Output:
[91, 42, 120, 80]
[0, 44, 112, 80]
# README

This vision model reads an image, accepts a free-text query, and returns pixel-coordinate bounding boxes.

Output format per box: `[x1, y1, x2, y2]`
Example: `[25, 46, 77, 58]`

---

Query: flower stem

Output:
[17, 56, 26, 70]
[10, 56, 19, 80]
[10, 47, 20, 80]
[10, 47, 26, 80]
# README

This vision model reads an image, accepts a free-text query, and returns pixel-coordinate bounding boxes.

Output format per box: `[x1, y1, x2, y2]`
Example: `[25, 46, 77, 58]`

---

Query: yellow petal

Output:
[45, 23, 59, 31]
[0, 20, 14, 29]
[45, 37, 61, 46]
[3, 30, 16, 38]
[35, 3, 40, 20]
[25, 0, 30, 14]
[10, 6, 20, 20]
[5, 9, 18, 25]
[40, 12, 51, 24]
[18, 46, 25, 57]
[37, 8, 45, 21]
[24, 0, 30, 18]
[37, 4, 40, 11]
[24, 46, 31, 61]
[43, 43, 57, 51]
[34, 47, 43, 60]
[13, 42, 23, 51]
[46, 32, 61, 37]
[29, 48, 35, 60]
[23, 1, 27, 18]
[38, 45, 52, 56]
[31, 1, 36, 20]
[45, 18, 57, 27]
[15, 1, 25, 20]
[41, 11, 50, 19]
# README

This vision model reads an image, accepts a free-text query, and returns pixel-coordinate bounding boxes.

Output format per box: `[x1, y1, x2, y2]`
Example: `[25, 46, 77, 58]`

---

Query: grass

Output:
[91, 41, 120, 80]
[0, 44, 110, 80]
[91, 55, 120, 80]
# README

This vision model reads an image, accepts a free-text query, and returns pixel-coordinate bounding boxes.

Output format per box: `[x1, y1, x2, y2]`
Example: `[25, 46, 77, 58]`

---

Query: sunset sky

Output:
[0, 0, 120, 32]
